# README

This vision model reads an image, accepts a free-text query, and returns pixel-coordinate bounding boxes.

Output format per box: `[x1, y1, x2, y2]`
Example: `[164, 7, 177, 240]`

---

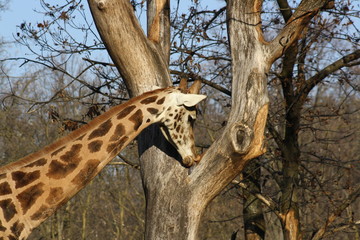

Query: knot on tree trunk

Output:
[230, 123, 253, 155]
[96, 0, 107, 10]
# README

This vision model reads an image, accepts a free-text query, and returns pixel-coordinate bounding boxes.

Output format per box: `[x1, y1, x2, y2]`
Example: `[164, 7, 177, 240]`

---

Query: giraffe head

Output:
[157, 86, 206, 167]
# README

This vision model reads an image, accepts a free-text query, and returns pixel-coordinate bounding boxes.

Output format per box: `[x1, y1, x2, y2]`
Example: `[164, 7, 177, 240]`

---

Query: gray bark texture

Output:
[87, 0, 328, 239]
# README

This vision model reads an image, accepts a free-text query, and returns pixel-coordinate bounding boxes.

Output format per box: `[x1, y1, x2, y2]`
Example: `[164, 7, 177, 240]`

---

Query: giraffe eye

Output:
[188, 113, 196, 122]
[189, 111, 197, 120]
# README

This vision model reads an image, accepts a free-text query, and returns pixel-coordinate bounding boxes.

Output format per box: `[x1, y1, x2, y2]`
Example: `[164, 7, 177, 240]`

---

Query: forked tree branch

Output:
[297, 49, 360, 106]
[268, 0, 328, 62]
[87, 0, 171, 96]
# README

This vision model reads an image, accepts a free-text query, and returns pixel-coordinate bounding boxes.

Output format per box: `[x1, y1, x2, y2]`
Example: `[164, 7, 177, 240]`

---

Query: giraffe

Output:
[0, 84, 206, 239]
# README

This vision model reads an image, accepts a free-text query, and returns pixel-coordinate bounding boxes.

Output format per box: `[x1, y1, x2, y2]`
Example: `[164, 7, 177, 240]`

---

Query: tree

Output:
[1, 0, 359, 239]
[85, 0, 340, 238]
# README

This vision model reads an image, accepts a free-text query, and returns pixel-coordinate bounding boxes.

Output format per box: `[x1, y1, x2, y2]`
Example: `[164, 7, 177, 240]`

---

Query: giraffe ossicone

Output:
[0, 86, 205, 239]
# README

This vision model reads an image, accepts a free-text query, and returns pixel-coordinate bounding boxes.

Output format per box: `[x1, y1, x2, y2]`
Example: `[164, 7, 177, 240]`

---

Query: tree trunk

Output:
[87, 0, 327, 239]
[243, 160, 265, 240]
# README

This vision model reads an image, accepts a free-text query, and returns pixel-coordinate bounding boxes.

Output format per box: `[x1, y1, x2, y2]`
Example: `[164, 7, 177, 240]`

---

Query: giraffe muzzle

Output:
[183, 154, 202, 167]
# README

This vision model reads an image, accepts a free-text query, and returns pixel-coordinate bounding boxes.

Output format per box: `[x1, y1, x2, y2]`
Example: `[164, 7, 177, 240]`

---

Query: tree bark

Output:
[87, 0, 328, 239]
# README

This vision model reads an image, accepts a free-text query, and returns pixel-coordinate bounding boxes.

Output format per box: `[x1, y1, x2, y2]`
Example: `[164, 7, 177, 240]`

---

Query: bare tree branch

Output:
[268, 0, 328, 62]
[298, 49, 360, 105]
[311, 186, 360, 240]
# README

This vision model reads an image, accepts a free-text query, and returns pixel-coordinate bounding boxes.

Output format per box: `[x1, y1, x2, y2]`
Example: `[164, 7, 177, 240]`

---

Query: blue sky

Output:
[1, 0, 43, 42]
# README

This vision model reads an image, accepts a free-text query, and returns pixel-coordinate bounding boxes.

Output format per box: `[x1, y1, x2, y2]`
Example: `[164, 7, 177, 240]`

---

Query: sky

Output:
[1, 1, 45, 39]
[0, 0, 44, 58]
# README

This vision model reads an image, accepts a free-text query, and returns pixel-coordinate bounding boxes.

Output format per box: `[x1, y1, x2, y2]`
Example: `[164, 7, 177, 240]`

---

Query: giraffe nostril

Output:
[183, 156, 194, 167]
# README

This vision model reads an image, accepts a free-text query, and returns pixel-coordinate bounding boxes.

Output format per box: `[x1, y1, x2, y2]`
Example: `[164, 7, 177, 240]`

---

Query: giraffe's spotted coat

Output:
[71, 159, 100, 187]
[109, 124, 125, 141]
[11, 171, 40, 188]
[147, 107, 159, 115]
[0, 87, 205, 239]
[0, 221, 6, 231]
[140, 96, 158, 104]
[156, 97, 165, 105]
[60, 144, 82, 163]
[30, 205, 49, 221]
[129, 109, 143, 131]
[16, 183, 45, 214]
[47, 160, 77, 179]
[117, 105, 136, 119]
[88, 119, 112, 140]
[25, 158, 47, 168]
[88, 140, 103, 153]
[0, 199, 17, 221]
[47, 144, 83, 179]
[46, 187, 64, 205]
[76, 134, 86, 141]
[0, 182, 12, 196]
[107, 136, 129, 154]
[10, 221, 24, 238]
[50, 146, 66, 157]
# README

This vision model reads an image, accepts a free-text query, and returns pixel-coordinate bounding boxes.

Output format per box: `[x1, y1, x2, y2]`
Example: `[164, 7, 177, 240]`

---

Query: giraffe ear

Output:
[176, 93, 206, 107]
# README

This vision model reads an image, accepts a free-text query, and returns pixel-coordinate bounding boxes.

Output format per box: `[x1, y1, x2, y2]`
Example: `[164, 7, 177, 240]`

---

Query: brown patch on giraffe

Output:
[0, 173, 6, 180]
[107, 136, 129, 154]
[140, 96, 158, 104]
[156, 97, 165, 105]
[0, 220, 6, 231]
[30, 204, 50, 221]
[117, 105, 136, 119]
[173, 121, 177, 128]
[176, 125, 181, 133]
[0, 182, 12, 196]
[47, 160, 77, 179]
[17, 183, 45, 214]
[46, 187, 64, 205]
[146, 119, 151, 123]
[25, 158, 47, 168]
[109, 124, 125, 142]
[147, 107, 159, 115]
[47, 144, 82, 179]
[76, 134, 86, 141]
[8, 235, 17, 240]
[88, 119, 113, 140]
[88, 140, 103, 153]
[10, 221, 24, 238]
[129, 109, 143, 131]
[60, 144, 82, 163]
[51, 146, 66, 157]
[71, 159, 100, 187]
[0, 199, 17, 221]
[11, 170, 40, 188]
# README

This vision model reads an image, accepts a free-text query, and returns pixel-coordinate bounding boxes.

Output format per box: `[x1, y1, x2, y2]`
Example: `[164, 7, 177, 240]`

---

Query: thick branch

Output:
[147, 0, 171, 62]
[87, 0, 171, 96]
[268, 0, 328, 62]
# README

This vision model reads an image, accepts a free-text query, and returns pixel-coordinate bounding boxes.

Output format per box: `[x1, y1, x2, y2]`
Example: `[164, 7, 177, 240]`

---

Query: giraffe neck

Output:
[0, 88, 170, 239]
